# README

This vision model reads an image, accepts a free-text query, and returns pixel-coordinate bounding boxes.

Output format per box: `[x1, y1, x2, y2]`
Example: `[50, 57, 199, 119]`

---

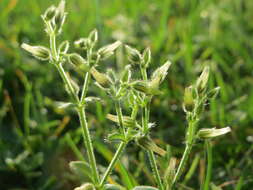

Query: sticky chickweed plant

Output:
[21, 1, 231, 190]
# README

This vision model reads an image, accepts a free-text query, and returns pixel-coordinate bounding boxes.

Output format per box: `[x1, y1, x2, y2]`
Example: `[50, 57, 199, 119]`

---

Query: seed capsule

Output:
[151, 60, 172, 87]
[142, 47, 151, 67]
[74, 38, 90, 49]
[137, 136, 166, 156]
[90, 67, 112, 88]
[88, 29, 98, 47]
[58, 40, 69, 54]
[125, 45, 142, 64]
[132, 80, 160, 95]
[68, 53, 88, 70]
[21, 43, 50, 61]
[197, 127, 231, 139]
[43, 6, 57, 21]
[183, 85, 195, 112]
[196, 66, 210, 93]
[207, 87, 220, 100]
[97, 41, 121, 60]
[121, 65, 132, 83]
[107, 114, 136, 128]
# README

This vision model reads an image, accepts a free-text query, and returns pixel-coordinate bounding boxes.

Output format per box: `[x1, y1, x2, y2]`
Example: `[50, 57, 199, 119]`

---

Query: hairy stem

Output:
[55, 63, 79, 102]
[78, 106, 100, 184]
[100, 142, 127, 187]
[148, 150, 164, 190]
[140, 66, 164, 190]
[50, 33, 100, 184]
[81, 72, 91, 103]
[172, 120, 197, 186]
[203, 140, 212, 190]
[115, 101, 126, 137]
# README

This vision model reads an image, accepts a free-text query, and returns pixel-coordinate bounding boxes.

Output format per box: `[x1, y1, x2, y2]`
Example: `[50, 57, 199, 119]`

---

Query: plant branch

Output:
[99, 141, 127, 187]
[203, 140, 212, 190]
[77, 106, 100, 184]
[172, 120, 197, 186]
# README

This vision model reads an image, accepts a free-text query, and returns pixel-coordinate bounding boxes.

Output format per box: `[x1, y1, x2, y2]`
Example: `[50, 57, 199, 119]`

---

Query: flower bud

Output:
[43, 6, 57, 21]
[183, 85, 195, 112]
[137, 136, 166, 156]
[142, 47, 151, 67]
[197, 127, 231, 139]
[132, 81, 160, 95]
[88, 29, 98, 47]
[74, 38, 90, 49]
[207, 87, 220, 100]
[74, 183, 95, 190]
[97, 41, 122, 60]
[58, 40, 69, 54]
[21, 43, 50, 61]
[121, 65, 131, 83]
[125, 45, 142, 64]
[151, 60, 172, 86]
[54, 12, 66, 34]
[90, 67, 112, 88]
[107, 114, 136, 128]
[196, 66, 210, 93]
[68, 53, 88, 68]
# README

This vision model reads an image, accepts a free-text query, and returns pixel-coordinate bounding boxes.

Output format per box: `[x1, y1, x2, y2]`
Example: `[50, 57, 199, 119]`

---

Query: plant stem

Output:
[49, 33, 58, 61]
[49, 33, 100, 184]
[140, 66, 164, 190]
[203, 140, 212, 190]
[55, 63, 79, 102]
[78, 106, 100, 184]
[99, 142, 127, 187]
[172, 120, 197, 186]
[148, 150, 164, 190]
[115, 101, 126, 137]
[81, 72, 91, 103]
[173, 144, 192, 186]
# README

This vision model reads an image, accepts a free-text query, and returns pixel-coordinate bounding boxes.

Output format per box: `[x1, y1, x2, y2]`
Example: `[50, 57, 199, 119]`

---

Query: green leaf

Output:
[69, 161, 92, 181]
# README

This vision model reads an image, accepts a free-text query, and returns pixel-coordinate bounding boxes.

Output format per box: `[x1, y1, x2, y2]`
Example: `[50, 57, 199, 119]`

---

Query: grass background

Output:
[0, 0, 253, 189]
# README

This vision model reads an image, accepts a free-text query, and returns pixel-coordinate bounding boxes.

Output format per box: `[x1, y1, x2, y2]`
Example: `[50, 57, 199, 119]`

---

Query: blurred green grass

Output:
[0, 0, 253, 189]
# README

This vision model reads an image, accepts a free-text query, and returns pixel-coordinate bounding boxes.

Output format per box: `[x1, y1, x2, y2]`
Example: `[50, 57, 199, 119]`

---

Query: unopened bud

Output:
[21, 43, 50, 61]
[74, 183, 95, 190]
[137, 136, 166, 156]
[58, 40, 69, 54]
[198, 127, 231, 139]
[121, 65, 131, 83]
[132, 80, 160, 95]
[207, 87, 220, 100]
[88, 29, 98, 47]
[54, 13, 66, 33]
[151, 60, 172, 86]
[74, 38, 90, 49]
[97, 41, 122, 60]
[68, 53, 88, 68]
[107, 114, 136, 128]
[196, 66, 210, 93]
[43, 6, 57, 21]
[183, 85, 195, 112]
[90, 67, 112, 88]
[125, 45, 142, 64]
[142, 47, 151, 67]
[57, 0, 65, 18]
